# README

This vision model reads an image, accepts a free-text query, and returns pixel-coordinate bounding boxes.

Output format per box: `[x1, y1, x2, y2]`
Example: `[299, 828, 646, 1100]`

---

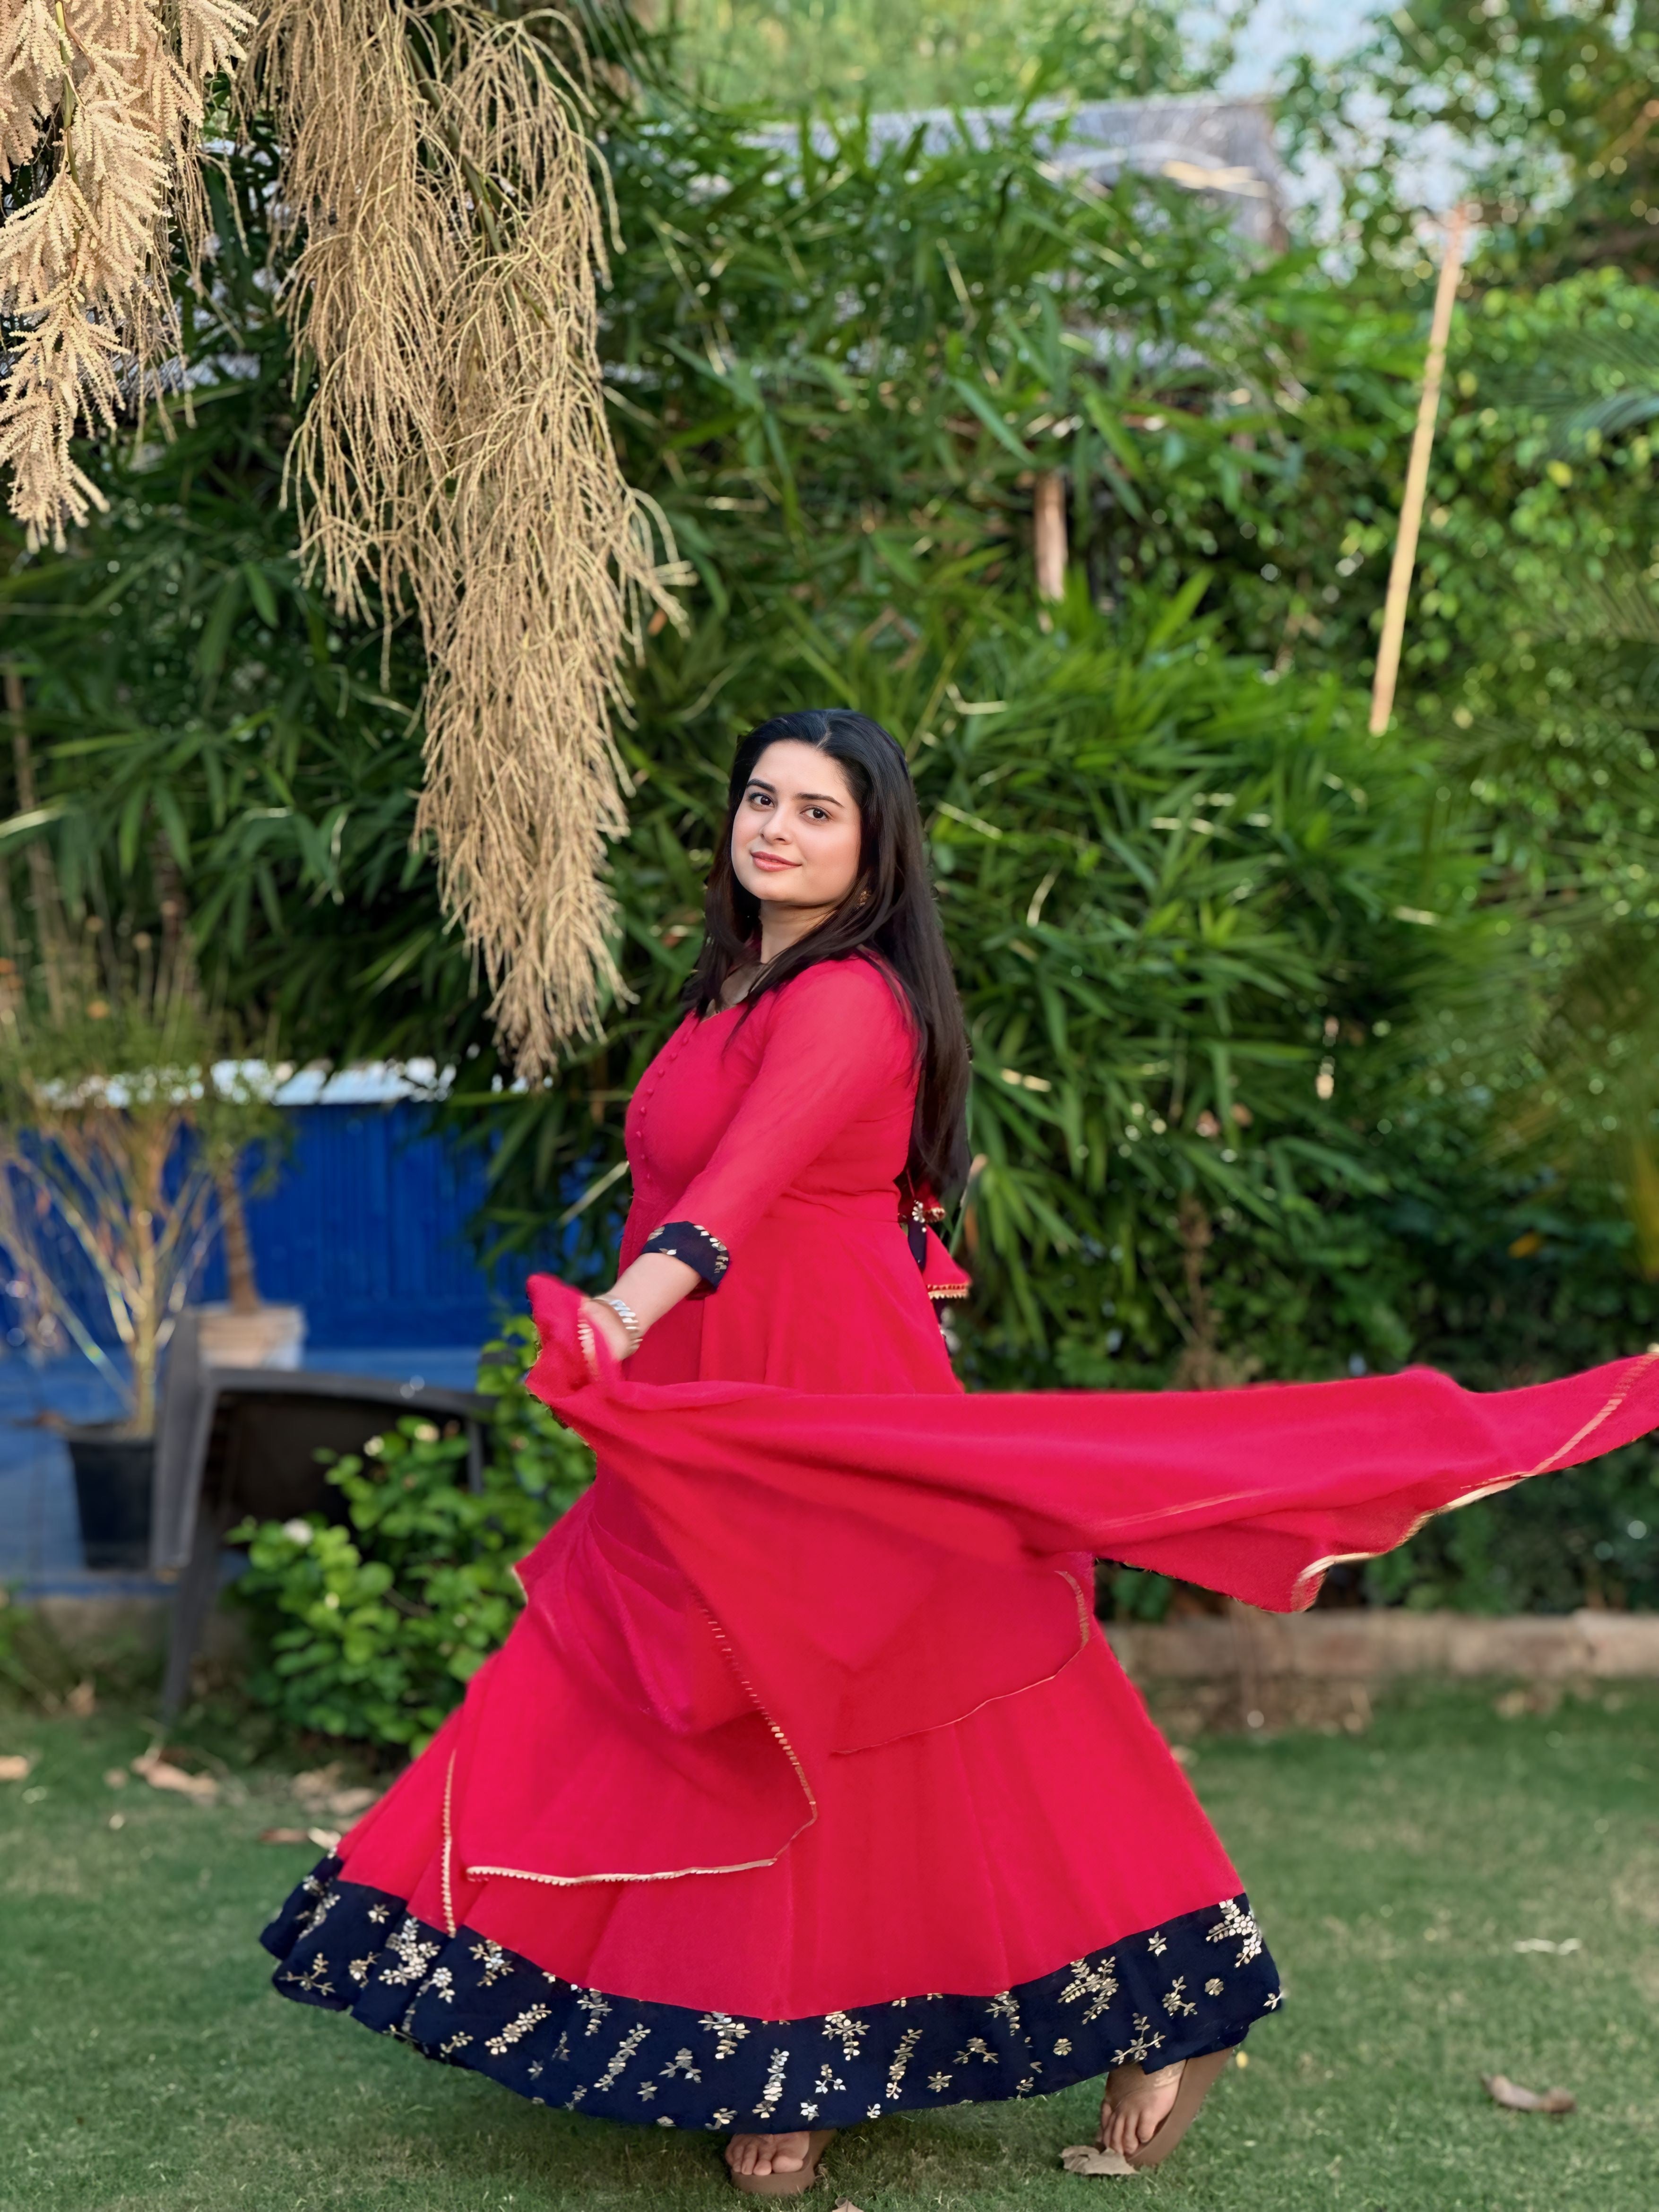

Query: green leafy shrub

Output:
[231, 1319, 592, 1751]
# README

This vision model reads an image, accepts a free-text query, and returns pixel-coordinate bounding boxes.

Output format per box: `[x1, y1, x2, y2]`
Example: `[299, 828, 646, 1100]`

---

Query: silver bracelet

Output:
[596, 1294, 643, 1357]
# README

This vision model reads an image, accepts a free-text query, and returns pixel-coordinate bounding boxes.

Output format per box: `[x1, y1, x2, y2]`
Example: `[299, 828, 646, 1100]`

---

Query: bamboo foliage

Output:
[0, 0, 250, 543]
[244, 0, 673, 1070]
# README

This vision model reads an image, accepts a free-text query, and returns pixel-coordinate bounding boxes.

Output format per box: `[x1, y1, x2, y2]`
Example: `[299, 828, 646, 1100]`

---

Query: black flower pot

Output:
[66, 1429, 156, 1570]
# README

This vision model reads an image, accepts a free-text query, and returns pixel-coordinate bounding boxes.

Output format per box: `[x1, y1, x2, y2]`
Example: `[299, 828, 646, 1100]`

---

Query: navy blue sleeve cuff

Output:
[641, 1220, 730, 1297]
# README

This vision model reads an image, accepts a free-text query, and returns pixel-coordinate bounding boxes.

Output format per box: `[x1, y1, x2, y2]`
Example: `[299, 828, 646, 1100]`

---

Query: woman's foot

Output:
[1100, 2059, 1185, 2157]
[726, 2132, 813, 2180]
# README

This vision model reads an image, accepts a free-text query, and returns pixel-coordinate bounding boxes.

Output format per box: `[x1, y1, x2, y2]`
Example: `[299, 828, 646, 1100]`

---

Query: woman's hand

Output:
[579, 1296, 635, 1370]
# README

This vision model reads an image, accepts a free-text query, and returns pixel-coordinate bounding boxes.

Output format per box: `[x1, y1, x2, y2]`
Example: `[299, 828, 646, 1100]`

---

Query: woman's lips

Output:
[748, 851, 799, 872]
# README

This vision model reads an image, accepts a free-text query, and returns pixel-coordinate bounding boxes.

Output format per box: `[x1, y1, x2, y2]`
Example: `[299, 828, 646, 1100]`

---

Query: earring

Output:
[856, 887, 872, 907]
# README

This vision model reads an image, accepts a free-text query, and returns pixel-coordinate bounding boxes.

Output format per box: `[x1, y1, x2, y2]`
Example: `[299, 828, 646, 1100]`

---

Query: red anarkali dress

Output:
[264, 956, 1659, 2131]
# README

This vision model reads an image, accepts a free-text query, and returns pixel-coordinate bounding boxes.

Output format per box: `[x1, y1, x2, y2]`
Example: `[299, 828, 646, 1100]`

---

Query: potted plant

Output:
[0, 913, 283, 1567]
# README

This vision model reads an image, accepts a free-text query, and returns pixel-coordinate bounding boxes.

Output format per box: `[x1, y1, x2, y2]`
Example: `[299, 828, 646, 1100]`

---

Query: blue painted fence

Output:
[1, 1102, 572, 1356]
[201, 1102, 557, 1345]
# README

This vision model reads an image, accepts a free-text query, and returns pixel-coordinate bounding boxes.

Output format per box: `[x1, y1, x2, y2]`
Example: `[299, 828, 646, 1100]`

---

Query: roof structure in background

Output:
[755, 96, 1289, 244]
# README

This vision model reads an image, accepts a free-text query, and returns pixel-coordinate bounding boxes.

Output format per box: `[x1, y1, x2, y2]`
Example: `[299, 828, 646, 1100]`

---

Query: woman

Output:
[265, 710, 1659, 2195]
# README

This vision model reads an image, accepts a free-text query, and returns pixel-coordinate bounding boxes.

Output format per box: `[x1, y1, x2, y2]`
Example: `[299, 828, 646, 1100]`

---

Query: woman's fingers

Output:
[578, 1296, 633, 1368]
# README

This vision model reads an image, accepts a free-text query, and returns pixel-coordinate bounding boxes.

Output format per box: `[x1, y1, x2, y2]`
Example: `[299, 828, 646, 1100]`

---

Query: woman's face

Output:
[730, 740, 863, 922]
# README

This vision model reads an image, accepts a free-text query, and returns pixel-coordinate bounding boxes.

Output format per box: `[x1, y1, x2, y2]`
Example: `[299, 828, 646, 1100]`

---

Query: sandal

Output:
[727, 2129, 837, 2198]
[1102, 2048, 1233, 2170]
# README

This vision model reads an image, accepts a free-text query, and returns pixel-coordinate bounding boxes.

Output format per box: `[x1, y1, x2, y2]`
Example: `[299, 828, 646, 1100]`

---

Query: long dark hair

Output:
[687, 709, 971, 1199]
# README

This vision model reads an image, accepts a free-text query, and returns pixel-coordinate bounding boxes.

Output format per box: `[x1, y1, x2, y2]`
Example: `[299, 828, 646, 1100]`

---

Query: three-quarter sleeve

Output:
[643, 959, 916, 1285]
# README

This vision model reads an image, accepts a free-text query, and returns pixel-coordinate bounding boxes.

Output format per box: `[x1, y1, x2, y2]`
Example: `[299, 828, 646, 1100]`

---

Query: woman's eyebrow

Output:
[793, 790, 845, 805]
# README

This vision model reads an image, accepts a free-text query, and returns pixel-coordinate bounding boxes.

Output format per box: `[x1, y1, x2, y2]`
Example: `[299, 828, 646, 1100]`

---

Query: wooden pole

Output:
[1034, 470, 1068, 603]
[1368, 206, 1470, 736]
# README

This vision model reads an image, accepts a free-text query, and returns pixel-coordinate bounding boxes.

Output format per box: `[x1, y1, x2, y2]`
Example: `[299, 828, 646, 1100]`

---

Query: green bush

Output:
[231, 1320, 592, 1752]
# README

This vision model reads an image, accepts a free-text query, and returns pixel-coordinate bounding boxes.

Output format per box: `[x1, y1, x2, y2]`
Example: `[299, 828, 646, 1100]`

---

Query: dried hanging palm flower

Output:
[3, 0, 675, 1072]
[0, 0, 250, 542]
[246, 0, 676, 1070]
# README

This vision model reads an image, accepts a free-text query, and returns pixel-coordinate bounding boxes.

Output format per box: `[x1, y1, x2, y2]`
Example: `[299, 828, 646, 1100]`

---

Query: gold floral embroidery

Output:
[470, 1941, 513, 1986]
[1060, 1955, 1120, 2022]
[700, 2012, 751, 2058]
[280, 1955, 334, 1997]
[885, 2028, 923, 2100]
[1207, 1900, 1263, 1968]
[662, 2049, 701, 2081]
[485, 2004, 551, 2056]
[752, 2048, 789, 2121]
[1111, 2015, 1166, 2066]
[300, 1888, 341, 1938]
[985, 1991, 1021, 2031]
[439, 2032, 472, 2058]
[712, 2108, 736, 2127]
[591, 2024, 649, 2094]
[1205, 1978, 1225, 1997]
[927, 2072, 952, 2093]
[577, 1989, 613, 2036]
[1162, 1977, 1196, 2018]
[822, 2011, 870, 2062]
[380, 1919, 439, 1987]
[1146, 1931, 1168, 1957]
[954, 2037, 998, 2064]
[1053, 2038, 1073, 2057]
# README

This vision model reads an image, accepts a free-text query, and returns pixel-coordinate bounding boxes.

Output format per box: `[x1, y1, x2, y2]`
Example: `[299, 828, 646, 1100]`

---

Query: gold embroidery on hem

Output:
[465, 1850, 799, 1888]
[830, 1569, 1092, 1755]
[1289, 1352, 1659, 1605]
[441, 1750, 458, 1937]
[468, 1602, 818, 1888]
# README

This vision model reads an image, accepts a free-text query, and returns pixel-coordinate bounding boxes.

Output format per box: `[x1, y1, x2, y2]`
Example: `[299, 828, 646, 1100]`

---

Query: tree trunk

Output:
[130, 1128, 170, 1436]
[3, 663, 66, 1014]
[216, 1163, 261, 1313]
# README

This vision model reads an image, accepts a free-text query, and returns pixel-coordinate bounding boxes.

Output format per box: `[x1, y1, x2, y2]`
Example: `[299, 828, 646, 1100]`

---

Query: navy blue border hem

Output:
[262, 1861, 1282, 2129]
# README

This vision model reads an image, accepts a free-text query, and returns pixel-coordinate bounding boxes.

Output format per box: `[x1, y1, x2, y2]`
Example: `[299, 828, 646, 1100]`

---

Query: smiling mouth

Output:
[748, 851, 799, 871]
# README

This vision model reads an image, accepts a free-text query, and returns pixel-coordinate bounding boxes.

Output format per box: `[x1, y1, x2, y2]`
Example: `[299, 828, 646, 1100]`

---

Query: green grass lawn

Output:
[4, 1679, 1657, 2212]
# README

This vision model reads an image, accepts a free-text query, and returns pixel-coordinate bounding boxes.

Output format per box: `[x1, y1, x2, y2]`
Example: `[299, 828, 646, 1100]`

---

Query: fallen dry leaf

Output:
[292, 1764, 379, 1820]
[103, 1767, 128, 1790]
[1512, 1937, 1581, 1955]
[65, 1678, 96, 1718]
[1482, 2074, 1575, 2116]
[1060, 2144, 1141, 2176]
[0, 1754, 34, 1782]
[259, 1827, 313, 1845]
[292, 1762, 343, 1804]
[132, 1749, 220, 1805]
[308, 1825, 342, 1851]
